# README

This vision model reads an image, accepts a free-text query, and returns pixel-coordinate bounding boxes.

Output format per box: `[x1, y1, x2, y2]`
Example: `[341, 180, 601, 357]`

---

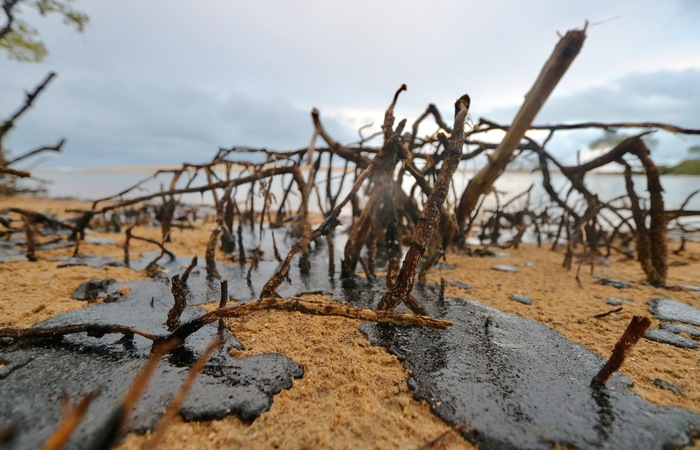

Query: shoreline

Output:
[33, 164, 700, 176]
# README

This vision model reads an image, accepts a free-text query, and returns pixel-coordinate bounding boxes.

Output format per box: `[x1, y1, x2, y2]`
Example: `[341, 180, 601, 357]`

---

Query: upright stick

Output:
[455, 25, 587, 228]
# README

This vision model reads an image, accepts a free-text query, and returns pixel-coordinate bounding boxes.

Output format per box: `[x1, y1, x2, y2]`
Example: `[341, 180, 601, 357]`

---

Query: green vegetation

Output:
[659, 158, 700, 175]
[590, 132, 700, 175]
[659, 146, 700, 175]
[0, 0, 88, 62]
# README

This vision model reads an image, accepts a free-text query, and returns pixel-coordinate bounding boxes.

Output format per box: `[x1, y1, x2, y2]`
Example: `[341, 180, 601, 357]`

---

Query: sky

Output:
[1, 0, 700, 169]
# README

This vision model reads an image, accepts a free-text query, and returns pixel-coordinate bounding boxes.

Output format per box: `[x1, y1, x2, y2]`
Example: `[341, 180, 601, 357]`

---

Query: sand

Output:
[1, 196, 698, 449]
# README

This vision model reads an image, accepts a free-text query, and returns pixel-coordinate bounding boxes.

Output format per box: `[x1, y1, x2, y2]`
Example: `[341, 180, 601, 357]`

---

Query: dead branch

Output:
[419, 248, 444, 283]
[42, 393, 96, 450]
[167, 275, 187, 330]
[261, 163, 374, 298]
[124, 227, 176, 264]
[145, 338, 222, 450]
[20, 215, 36, 262]
[205, 226, 221, 279]
[312, 108, 371, 169]
[633, 139, 668, 286]
[527, 120, 700, 135]
[200, 297, 452, 330]
[455, 25, 587, 228]
[84, 165, 299, 218]
[592, 307, 623, 319]
[86, 340, 179, 450]
[6, 139, 64, 166]
[0, 166, 30, 177]
[0, 72, 57, 144]
[618, 136, 668, 285]
[378, 95, 470, 311]
[181, 256, 198, 285]
[0, 323, 160, 342]
[592, 315, 651, 386]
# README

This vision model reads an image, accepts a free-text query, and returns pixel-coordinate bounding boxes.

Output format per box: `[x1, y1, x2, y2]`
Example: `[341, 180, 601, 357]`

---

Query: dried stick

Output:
[271, 231, 282, 262]
[1, 296, 452, 352]
[160, 171, 183, 242]
[634, 139, 668, 286]
[620, 145, 668, 286]
[591, 315, 651, 386]
[83, 165, 299, 218]
[145, 338, 222, 450]
[340, 190, 379, 277]
[205, 227, 221, 279]
[124, 227, 176, 264]
[0, 72, 57, 143]
[237, 221, 246, 266]
[405, 294, 429, 316]
[527, 120, 700, 135]
[455, 25, 587, 228]
[200, 297, 452, 330]
[124, 227, 133, 267]
[378, 95, 470, 311]
[20, 215, 37, 262]
[164, 297, 452, 345]
[219, 280, 229, 308]
[181, 256, 198, 285]
[344, 80, 407, 267]
[42, 393, 95, 450]
[260, 163, 374, 298]
[326, 233, 335, 277]
[214, 280, 229, 334]
[0, 165, 29, 177]
[86, 340, 179, 450]
[0, 207, 75, 231]
[410, 104, 452, 152]
[167, 275, 187, 330]
[0, 324, 159, 342]
[592, 307, 623, 319]
[366, 227, 378, 279]
[358, 256, 374, 281]
[312, 108, 371, 169]
[5, 139, 64, 166]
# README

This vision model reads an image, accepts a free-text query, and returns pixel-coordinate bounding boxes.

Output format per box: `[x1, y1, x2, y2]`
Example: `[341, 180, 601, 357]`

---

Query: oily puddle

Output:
[0, 253, 699, 449]
[359, 289, 700, 449]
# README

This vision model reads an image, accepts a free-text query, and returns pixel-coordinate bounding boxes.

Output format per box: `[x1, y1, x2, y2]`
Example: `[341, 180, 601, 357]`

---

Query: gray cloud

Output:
[2, 0, 700, 169]
[3, 75, 355, 168]
[483, 68, 700, 164]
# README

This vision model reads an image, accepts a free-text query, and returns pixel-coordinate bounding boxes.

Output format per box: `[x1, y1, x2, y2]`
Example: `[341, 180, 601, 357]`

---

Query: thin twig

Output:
[145, 338, 222, 450]
[592, 315, 652, 386]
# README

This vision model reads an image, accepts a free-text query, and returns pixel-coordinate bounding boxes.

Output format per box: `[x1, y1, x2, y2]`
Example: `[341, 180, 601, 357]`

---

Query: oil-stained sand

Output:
[0, 197, 699, 449]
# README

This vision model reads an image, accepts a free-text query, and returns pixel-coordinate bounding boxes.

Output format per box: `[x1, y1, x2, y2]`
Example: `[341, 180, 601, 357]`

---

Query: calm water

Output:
[26, 167, 700, 213]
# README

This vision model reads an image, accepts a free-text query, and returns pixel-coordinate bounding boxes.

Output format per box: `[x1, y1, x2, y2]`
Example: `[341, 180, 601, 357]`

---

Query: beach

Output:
[0, 195, 698, 449]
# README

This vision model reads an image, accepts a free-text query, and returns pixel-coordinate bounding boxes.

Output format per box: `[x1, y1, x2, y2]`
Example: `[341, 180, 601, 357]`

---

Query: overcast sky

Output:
[1, 0, 699, 169]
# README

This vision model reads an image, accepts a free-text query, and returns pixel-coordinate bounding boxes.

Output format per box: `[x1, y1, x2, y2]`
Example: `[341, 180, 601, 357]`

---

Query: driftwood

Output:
[145, 338, 222, 449]
[0, 295, 452, 348]
[42, 393, 96, 450]
[84, 340, 179, 450]
[378, 95, 470, 312]
[261, 163, 374, 298]
[455, 25, 587, 229]
[1, 72, 64, 190]
[592, 315, 651, 386]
